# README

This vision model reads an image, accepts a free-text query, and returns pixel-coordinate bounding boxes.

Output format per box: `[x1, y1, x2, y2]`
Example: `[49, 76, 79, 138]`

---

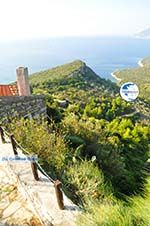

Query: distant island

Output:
[135, 27, 150, 39]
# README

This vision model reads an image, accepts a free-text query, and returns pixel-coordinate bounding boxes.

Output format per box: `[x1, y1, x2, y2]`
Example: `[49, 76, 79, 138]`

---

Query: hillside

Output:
[141, 56, 150, 66]
[29, 60, 150, 120]
[30, 60, 99, 84]
[30, 60, 118, 102]
[114, 57, 150, 103]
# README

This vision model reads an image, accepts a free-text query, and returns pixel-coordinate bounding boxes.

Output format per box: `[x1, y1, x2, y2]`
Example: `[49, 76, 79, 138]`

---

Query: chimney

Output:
[16, 67, 31, 96]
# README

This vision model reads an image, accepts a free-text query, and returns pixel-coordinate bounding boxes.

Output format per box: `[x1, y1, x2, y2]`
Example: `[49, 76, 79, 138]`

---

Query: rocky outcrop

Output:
[68, 62, 89, 78]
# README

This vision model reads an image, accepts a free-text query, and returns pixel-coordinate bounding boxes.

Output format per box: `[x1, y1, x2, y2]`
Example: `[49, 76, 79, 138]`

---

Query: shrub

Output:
[8, 118, 69, 171]
[63, 160, 112, 202]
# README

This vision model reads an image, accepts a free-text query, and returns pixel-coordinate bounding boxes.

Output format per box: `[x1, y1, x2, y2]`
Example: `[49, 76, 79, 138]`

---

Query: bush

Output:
[63, 160, 112, 202]
[62, 114, 150, 196]
[8, 118, 69, 171]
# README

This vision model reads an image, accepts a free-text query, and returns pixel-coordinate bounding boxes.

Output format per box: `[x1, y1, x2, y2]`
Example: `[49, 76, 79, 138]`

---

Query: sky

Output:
[0, 0, 150, 41]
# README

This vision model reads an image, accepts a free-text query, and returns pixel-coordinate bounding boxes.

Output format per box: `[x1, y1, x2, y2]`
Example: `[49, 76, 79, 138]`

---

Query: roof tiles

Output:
[0, 85, 18, 96]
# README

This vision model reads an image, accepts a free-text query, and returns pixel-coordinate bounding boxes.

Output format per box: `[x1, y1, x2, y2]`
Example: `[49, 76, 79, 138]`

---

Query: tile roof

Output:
[0, 85, 18, 96]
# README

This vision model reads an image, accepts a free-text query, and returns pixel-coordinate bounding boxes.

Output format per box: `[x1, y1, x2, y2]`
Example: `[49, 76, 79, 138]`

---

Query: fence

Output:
[0, 126, 64, 210]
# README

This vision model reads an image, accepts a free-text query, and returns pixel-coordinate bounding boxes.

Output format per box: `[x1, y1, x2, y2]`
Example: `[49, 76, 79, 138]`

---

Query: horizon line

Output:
[0, 34, 134, 42]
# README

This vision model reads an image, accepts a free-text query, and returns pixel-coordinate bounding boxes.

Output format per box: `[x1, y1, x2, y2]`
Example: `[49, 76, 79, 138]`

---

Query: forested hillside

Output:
[30, 60, 118, 102]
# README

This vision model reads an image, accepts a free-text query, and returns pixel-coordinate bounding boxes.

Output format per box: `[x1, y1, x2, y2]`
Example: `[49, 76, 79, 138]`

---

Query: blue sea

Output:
[0, 36, 150, 84]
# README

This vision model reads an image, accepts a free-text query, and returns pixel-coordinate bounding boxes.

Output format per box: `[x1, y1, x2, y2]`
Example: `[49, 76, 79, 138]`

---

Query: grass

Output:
[77, 178, 150, 226]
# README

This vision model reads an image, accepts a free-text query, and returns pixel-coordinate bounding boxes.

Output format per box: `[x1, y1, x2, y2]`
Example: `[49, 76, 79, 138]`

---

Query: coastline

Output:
[138, 59, 144, 68]
[111, 58, 145, 82]
[111, 72, 122, 82]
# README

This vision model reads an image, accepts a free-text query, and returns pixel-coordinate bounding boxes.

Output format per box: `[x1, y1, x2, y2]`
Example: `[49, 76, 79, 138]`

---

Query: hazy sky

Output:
[0, 0, 150, 40]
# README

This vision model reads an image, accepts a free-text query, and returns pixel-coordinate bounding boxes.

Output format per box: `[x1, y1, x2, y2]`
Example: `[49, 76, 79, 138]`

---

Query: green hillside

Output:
[30, 60, 150, 118]
[30, 60, 118, 103]
[30, 60, 98, 84]
[114, 57, 150, 102]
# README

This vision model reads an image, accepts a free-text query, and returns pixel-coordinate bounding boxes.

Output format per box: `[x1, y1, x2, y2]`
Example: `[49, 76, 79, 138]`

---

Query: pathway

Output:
[0, 138, 79, 226]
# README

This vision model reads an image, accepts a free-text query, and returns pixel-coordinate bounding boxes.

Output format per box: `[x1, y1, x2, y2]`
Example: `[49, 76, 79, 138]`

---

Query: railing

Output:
[0, 126, 64, 210]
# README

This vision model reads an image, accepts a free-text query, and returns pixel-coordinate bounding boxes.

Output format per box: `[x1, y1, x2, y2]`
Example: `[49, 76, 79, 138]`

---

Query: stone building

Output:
[0, 67, 46, 121]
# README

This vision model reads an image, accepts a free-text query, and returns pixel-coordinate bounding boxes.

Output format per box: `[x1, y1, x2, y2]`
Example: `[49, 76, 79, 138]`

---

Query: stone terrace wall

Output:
[0, 95, 47, 123]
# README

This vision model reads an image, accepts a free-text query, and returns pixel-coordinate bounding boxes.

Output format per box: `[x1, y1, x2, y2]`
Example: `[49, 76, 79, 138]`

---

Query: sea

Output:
[0, 36, 150, 84]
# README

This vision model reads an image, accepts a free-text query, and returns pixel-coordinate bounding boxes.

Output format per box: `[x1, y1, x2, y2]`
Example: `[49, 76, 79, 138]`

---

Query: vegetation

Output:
[30, 60, 118, 103]
[8, 117, 150, 225]
[142, 57, 150, 67]
[114, 57, 150, 102]
[5, 60, 150, 225]
[78, 178, 150, 226]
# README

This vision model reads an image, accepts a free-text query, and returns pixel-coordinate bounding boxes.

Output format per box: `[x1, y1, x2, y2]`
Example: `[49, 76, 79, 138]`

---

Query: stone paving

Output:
[0, 139, 79, 226]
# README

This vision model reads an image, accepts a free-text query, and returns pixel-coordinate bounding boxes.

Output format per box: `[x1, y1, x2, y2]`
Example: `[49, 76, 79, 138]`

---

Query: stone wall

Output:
[0, 95, 47, 123]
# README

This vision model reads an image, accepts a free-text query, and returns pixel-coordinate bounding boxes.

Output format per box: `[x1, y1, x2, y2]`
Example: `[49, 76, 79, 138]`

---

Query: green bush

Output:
[8, 118, 69, 171]
[63, 160, 112, 202]
[61, 114, 150, 196]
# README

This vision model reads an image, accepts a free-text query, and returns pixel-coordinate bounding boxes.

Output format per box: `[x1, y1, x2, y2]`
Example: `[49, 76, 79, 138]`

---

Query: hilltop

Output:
[30, 60, 99, 84]
[30, 60, 118, 103]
